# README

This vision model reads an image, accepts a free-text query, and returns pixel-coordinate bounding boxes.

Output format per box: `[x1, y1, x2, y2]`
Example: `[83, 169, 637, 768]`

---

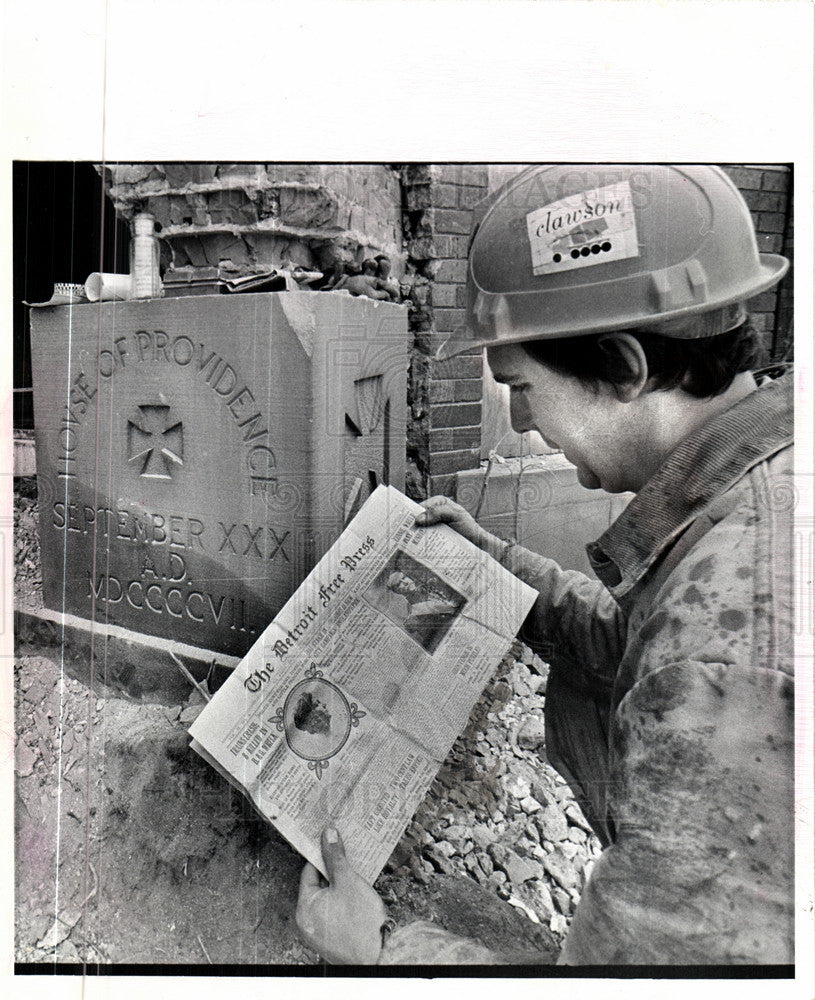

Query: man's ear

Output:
[597, 333, 649, 402]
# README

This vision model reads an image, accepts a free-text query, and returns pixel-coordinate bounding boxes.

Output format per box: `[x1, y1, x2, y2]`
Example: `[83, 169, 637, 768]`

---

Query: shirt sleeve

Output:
[501, 543, 627, 693]
[559, 659, 794, 965]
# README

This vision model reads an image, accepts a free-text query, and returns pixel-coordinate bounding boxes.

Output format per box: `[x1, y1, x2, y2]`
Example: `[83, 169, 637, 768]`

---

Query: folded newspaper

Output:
[189, 485, 537, 884]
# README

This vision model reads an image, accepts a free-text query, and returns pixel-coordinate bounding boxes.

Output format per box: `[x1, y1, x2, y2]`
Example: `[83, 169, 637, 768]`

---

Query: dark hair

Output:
[521, 322, 761, 399]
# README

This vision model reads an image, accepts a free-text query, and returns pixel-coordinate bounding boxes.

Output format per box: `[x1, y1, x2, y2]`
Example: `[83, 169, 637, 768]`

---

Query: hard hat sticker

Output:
[526, 180, 639, 276]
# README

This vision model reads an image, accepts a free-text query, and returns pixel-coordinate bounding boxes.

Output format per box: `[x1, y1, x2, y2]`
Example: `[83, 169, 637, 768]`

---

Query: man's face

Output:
[389, 572, 418, 597]
[487, 342, 632, 493]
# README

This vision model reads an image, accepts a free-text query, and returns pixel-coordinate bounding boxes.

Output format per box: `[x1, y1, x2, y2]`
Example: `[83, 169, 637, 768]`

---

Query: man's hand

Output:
[296, 827, 387, 964]
[416, 496, 507, 561]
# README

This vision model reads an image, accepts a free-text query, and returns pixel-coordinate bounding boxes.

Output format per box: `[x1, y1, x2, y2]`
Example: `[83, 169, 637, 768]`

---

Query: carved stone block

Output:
[29, 292, 407, 657]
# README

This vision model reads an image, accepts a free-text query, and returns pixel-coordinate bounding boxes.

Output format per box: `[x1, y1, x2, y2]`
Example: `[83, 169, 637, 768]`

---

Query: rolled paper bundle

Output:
[84, 272, 132, 302]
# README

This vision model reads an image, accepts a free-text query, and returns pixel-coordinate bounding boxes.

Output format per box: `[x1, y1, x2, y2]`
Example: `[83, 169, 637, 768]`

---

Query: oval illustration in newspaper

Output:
[281, 678, 352, 762]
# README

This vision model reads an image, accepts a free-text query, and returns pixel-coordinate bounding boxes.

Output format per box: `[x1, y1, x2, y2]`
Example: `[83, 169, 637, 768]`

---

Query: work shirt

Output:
[381, 373, 794, 966]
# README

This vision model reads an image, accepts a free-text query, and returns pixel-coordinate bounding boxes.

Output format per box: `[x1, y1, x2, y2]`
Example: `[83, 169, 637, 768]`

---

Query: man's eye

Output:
[510, 383, 529, 392]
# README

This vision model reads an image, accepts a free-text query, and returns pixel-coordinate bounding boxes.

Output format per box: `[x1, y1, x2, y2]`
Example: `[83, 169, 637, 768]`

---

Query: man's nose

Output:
[509, 393, 534, 434]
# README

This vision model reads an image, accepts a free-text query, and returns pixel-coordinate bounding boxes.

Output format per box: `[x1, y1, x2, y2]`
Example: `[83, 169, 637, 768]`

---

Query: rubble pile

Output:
[381, 646, 602, 944]
[14, 486, 42, 608]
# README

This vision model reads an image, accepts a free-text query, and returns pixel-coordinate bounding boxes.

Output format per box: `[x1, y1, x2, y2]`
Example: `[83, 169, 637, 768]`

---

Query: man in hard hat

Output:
[296, 165, 794, 965]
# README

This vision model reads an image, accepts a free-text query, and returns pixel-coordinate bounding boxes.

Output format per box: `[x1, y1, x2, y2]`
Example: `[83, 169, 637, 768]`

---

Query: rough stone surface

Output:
[28, 295, 407, 659]
[536, 804, 569, 843]
[98, 164, 403, 282]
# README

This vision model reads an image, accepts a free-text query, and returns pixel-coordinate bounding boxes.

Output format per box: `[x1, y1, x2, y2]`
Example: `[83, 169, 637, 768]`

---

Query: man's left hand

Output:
[296, 827, 388, 964]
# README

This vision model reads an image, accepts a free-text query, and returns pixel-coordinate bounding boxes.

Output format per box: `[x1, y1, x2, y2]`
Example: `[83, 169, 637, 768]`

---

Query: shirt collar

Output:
[587, 372, 794, 599]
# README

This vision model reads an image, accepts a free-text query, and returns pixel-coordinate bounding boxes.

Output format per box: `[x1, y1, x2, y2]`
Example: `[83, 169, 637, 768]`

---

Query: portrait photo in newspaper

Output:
[363, 550, 467, 655]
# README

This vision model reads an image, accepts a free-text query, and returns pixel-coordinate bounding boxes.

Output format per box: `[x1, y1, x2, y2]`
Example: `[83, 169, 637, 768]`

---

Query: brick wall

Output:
[400, 165, 490, 499]
[721, 165, 794, 361]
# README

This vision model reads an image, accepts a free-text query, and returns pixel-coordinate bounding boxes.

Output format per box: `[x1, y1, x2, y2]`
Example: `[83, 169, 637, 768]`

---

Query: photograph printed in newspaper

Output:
[189, 485, 537, 884]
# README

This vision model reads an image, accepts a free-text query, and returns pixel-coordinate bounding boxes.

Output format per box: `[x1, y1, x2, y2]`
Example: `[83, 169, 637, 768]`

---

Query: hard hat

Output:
[438, 164, 789, 359]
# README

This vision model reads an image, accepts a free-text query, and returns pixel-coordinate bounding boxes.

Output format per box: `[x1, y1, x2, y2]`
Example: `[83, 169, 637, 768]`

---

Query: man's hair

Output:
[521, 322, 761, 399]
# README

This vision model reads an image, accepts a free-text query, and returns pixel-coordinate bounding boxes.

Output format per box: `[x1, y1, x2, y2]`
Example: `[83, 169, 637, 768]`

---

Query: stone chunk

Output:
[487, 868, 506, 889]
[16, 740, 37, 777]
[517, 717, 546, 751]
[520, 880, 556, 923]
[542, 849, 580, 891]
[552, 886, 573, 916]
[497, 848, 540, 887]
[536, 804, 569, 843]
[504, 773, 531, 800]
[565, 802, 594, 833]
[424, 846, 456, 876]
[442, 824, 470, 848]
[470, 824, 496, 851]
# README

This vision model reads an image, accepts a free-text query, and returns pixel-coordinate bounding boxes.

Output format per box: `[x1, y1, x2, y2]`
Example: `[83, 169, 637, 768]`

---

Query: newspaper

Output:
[189, 485, 537, 884]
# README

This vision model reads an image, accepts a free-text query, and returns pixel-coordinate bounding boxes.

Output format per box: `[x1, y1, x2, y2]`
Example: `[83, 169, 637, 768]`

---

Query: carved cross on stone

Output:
[127, 403, 184, 479]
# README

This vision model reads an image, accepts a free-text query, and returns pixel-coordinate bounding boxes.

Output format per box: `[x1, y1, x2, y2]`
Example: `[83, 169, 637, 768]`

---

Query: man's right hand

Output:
[415, 496, 508, 562]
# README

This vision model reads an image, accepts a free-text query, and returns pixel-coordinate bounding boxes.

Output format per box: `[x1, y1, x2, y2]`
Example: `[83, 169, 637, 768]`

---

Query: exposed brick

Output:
[455, 284, 469, 309]
[432, 209, 474, 235]
[756, 212, 787, 233]
[172, 235, 209, 267]
[278, 186, 339, 229]
[402, 165, 438, 186]
[265, 164, 323, 186]
[433, 355, 483, 379]
[431, 283, 458, 308]
[428, 381, 456, 404]
[216, 164, 265, 186]
[760, 169, 790, 192]
[436, 165, 489, 187]
[750, 291, 779, 312]
[435, 259, 468, 283]
[756, 232, 784, 254]
[723, 166, 762, 190]
[430, 450, 481, 475]
[407, 235, 439, 260]
[433, 183, 463, 210]
[163, 164, 218, 187]
[429, 426, 481, 451]
[452, 379, 483, 402]
[206, 188, 259, 226]
[434, 183, 487, 211]
[431, 402, 482, 429]
[742, 189, 786, 213]
[457, 185, 487, 210]
[428, 379, 483, 404]
[434, 307, 466, 333]
[434, 234, 470, 258]
[405, 186, 432, 211]
[198, 231, 252, 268]
[109, 164, 157, 186]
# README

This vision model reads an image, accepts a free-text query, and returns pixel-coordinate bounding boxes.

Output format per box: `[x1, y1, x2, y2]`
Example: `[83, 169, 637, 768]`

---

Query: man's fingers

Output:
[416, 498, 457, 525]
[321, 826, 350, 883]
[298, 861, 323, 904]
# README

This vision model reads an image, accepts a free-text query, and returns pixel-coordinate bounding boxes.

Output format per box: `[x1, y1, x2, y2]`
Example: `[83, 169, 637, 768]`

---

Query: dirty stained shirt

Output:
[505, 372, 794, 965]
[381, 373, 794, 966]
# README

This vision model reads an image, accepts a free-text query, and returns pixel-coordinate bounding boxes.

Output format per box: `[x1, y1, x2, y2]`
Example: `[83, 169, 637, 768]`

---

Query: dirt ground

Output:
[14, 480, 590, 967]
